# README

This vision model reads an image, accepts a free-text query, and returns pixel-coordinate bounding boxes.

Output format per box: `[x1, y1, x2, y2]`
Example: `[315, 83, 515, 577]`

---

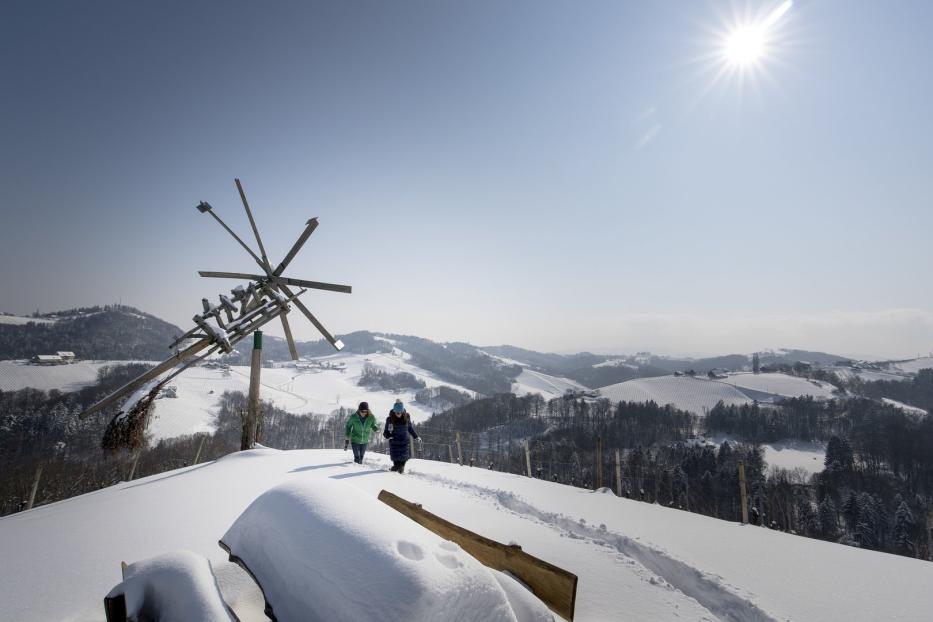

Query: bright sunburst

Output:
[715, 1, 793, 75]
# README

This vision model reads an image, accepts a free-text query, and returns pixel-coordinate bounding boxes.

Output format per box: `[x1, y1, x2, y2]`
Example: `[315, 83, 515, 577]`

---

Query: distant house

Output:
[57, 351, 76, 362]
[33, 354, 64, 365]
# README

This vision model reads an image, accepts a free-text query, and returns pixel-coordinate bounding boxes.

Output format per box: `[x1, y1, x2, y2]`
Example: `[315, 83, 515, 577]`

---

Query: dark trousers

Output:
[351, 443, 368, 464]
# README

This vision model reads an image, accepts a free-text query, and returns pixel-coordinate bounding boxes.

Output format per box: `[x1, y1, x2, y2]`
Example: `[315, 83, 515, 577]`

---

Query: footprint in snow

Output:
[396, 541, 425, 561]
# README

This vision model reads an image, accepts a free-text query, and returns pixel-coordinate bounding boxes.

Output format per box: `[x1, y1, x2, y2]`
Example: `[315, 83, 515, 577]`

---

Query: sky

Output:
[2, 1, 932, 359]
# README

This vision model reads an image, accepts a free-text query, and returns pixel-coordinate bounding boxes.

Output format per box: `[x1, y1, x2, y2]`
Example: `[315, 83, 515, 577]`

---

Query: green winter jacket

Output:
[345, 411, 379, 444]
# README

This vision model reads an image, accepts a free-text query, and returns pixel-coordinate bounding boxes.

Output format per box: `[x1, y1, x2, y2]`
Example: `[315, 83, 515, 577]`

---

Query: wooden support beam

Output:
[524, 440, 532, 477]
[615, 449, 622, 497]
[595, 437, 603, 490]
[456, 431, 463, 465]
[378, 490, 577, 621]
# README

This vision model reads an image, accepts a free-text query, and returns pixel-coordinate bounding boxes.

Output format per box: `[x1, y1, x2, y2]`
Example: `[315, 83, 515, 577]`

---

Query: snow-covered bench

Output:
[218, 478, 557, 621]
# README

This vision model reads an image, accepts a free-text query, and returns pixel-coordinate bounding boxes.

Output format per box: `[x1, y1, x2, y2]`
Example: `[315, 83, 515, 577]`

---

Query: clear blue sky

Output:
[2, 1, 932, 358]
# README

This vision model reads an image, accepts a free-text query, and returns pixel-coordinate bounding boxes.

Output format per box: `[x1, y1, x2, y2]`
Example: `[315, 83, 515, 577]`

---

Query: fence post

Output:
[595, 436, 603, 489]
[410, 435, 416, 460]
[738, 461, 749, 524]
[321, 434, 325, 450]
[193, 434, 207, 465]
[25, 463, 44, 510]
[448, 444, 454, 463]
[331, 424, 336, 449]
[524, 440, 532, 477]
[456, 431, 463, 465]
[127, 450, 141, 481]
[615, 449, 622, 497]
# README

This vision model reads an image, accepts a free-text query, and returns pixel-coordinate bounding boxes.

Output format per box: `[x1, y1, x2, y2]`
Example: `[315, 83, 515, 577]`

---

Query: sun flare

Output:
[723, 24, 766, 67]
[716, 1, 793, 73]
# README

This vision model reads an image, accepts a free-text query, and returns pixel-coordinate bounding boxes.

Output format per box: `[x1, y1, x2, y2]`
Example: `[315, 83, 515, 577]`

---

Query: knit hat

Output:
[358, 401, 369, 411]
[393, 399, 404, 413]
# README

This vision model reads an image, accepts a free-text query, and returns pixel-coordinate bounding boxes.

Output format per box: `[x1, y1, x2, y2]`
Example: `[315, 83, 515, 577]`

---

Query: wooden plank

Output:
[378, 489, 577, 621]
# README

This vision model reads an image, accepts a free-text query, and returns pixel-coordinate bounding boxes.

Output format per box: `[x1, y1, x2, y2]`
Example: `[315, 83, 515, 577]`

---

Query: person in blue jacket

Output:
[383, 399, 420, 473]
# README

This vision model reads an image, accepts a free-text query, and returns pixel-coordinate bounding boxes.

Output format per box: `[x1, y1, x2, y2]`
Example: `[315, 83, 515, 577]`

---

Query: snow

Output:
[141, 349, 476, 441]
[717, 372, 837, 401]
[597, 373, 838, 417]
[511, 368, 587, 400]
[827, 366, 911, 383]
[107, 551, 234, 621]
[221, 478, 553, 621]
[0, 360, 150, 392]
[890, 357, 933, 375]
[3, 449, 931, 622]
[599, 375, 753, 415]
[709, 436, 826, 475]
[591, 359, 636, 369]
[0, 314, 57, 325]
[881, 398, 928, 416]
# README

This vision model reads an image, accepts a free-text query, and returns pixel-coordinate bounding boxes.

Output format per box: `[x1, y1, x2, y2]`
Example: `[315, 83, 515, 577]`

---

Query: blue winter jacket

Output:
[383, 411, 418, 462]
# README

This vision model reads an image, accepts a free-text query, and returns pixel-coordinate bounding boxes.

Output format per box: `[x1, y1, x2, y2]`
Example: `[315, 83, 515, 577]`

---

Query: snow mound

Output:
[107, 551, 234, 622]
[220, 478, 553, 622]
[599, 376, 752, 415]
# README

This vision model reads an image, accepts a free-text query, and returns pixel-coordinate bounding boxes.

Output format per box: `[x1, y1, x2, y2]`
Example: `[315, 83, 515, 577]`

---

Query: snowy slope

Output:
[0, 314, 56, 325]
[511, 368, 587, 400]
[0, 360, 148, 392]
[598, 373, 838, 416]
[146, 350, 475, 441]
[717, 372, 837, 401]
[881, 398, 928, 416]
[890, 357, 933, 375]
[2, 449, 931, 622]
[598, 376, 753, 414]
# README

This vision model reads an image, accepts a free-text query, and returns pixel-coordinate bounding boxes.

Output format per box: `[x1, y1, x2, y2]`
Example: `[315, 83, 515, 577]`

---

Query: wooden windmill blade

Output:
[198, 272, 351, 294]
[231, 179, 300, 361]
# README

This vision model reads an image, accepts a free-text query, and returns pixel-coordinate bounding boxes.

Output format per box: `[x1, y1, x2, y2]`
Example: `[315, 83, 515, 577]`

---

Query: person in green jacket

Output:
[344, 401, 379, 464]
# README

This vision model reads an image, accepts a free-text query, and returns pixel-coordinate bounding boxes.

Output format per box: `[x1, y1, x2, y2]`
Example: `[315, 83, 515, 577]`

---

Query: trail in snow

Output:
[404, 469, 776, 622]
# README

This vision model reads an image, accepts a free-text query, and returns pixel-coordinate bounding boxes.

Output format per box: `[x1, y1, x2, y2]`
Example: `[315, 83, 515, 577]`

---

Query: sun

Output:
[722, 24, 767, 67]
[712, 1, 793, 76]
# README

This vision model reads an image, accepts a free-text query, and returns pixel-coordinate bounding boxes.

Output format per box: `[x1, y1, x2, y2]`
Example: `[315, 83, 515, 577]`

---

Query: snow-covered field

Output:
[827, 366, 911, 383]
[890, 357, 933, 375]
[881, 398, 928, 416]
[145, 350, 475, 441]
[0, 360, 141, 392]
[0, 313, 57, 325]
[511, 368, 587, 400]
[599, 376, 753, 415]
[598, 372, 839, 416]
[717, 372, 837, 401]
[3, 448, 931, 621]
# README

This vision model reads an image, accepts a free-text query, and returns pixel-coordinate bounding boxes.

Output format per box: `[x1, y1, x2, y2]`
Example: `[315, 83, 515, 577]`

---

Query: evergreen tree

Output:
[893, 500, 916, 556]
[818, 497, 838, 539]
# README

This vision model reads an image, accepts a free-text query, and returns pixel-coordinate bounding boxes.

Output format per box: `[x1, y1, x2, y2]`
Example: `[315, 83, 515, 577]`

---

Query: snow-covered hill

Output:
[145, 349, 476, 441]
[0, 359, 141, 392]
[598, 372, 839, 416]
[2, 448, 930, 621]
[598, 376, 753, 415]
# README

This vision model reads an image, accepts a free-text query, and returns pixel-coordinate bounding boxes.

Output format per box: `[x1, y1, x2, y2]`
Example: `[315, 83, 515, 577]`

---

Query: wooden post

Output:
[595, 437, 603, 489]
[524, 440, 532, 477]
[25, 463, 43, 510]
[456, 431, 463, 465]
[321, 434, 325, 450]
[331, 424, 336, 449]
[738, 461, 749, 524]
[614, 449, 622, 497]
[244, 331, 263, 450]
[127, 450, 141, 481]
[410, 435, 416, 459]
[193, 434, 207, 465]
[448, 444, 455, 463]
[378, 490, 578, 621]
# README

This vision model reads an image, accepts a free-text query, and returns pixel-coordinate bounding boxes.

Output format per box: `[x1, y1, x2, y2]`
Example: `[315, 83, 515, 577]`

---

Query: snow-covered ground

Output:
[145, 350, 475, 441]
[717, 372, 837, 401]
[881, 398, 928, 416]
[890, 357, 933, 375]
[0, 360, 145, 392]
[0, 313, 57, 325]
[3, 448, 931, 622]
[599, 376, 753, 415]
[511, 368, 587, 400]
[598, 373, 839, 417]
[827, 366, 911, 383]
[760, 440, 827, 475]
